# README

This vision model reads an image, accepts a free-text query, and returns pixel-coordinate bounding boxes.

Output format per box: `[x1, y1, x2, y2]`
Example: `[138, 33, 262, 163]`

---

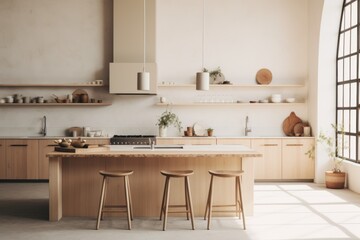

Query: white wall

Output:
[0, 0, 310, 138]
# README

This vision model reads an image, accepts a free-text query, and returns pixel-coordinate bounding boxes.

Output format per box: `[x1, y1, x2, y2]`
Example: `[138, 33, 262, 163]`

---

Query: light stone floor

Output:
[1, 182, 360, 240]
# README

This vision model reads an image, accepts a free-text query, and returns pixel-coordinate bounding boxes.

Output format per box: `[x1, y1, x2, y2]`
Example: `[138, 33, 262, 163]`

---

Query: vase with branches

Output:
[156, 109, 182, 137]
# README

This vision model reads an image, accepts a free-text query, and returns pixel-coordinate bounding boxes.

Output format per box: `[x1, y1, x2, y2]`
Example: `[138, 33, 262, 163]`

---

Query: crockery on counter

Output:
[259, 99, 269, 103]
[193, 122, 206, 136]
[0, 99, 5, 104]
[285, 97, 295, 103]
[282, 112, 302, 136]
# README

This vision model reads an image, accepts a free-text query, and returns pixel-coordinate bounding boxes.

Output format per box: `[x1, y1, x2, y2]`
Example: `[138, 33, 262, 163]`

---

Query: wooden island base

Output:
[48, 148, 260, 221]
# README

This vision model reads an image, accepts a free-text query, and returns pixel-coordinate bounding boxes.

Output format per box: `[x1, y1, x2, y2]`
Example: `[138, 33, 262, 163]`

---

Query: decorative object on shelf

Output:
[204, 67, 225, 84]
[282, 112, 302, 136]
[186, 126, 193, 137]
[207, 128, 214, 137]
[67, 127, 83, 137]
[303, 126, 311, 137]
[193, 122, 206, 136]
[196, 0, 209, 91]
[160, 97, 167, 103]
[72, 89, 89, 103]
[137, 0, 150, 91]
[306, 124, 346, 189]
[156, 109, 182, 137]
[270, 94, 282, 103]
[256, 68, 272, 85]
[285, 97, 295, 103]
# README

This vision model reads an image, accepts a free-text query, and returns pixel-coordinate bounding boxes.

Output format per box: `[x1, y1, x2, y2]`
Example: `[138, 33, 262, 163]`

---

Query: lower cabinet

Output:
[251, 139, 282, 180]
[0, 140, 5, 178]
[216, 138, 251, 147]
[282, 139, 314, 180]
[5, 140, 39, 179]
[38, 140, 58, 179]
[156, 137, 216, 145]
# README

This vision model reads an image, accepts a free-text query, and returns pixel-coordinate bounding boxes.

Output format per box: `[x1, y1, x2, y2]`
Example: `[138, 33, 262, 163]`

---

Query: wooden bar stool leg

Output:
[235, 177, 239, 218]
[96, 176, 107, 230]
[127, 178, 133, 221]
[163, 176, 171, 231]
[100, 178, 108, 220]
[124, 176, 132, 230]
[185, 176, 195, 230]
[237, 176, 246, 230]
[207, 175, 214, 230]
[204, 177, 212, 220]
[159, 177, 168, 221]
[184, 177, 189, 220]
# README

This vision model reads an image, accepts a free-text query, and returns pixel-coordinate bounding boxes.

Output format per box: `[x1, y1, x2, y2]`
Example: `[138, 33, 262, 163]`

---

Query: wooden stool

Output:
[204, 170, 246, 230]
[96, 170, 133, 230]
[159, 170, 195, 231]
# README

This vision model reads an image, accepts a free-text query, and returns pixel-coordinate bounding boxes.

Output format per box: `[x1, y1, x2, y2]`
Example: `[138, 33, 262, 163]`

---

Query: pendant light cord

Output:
[143, 0, 146, 72]
[202, 0, 205, 70]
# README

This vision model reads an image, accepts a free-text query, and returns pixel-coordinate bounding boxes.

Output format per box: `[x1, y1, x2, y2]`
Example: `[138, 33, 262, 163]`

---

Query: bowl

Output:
[59, 141, 71, 147]
[259, 99, 269, 103]
[271, 97, 282, 103]
[285, 98, 295, 103]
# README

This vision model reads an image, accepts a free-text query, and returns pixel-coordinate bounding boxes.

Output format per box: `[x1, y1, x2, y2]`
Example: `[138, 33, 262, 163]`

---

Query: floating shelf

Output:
[155, 102, 305, 106]
[0, 103, 112, 106]
[0, 83, 105, 87]
[157, 83, 305, 88]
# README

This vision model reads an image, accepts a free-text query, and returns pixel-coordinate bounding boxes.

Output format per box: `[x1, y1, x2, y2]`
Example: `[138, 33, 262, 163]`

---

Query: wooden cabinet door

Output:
[251, 139, 282, 180]
[282, 138, 315, 180]
[38, 139, 58, 179]
[216, 138, 251, 147]
[0, 140, 5, 178]
[85, 139, 110, 145]
[5, 140, 38, 179]
[156, 137, 216, 145]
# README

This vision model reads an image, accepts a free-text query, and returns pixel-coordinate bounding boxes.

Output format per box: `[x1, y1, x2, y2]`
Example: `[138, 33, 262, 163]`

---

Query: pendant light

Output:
[196, 0, 209, 91]
[137, 0, 150, 91]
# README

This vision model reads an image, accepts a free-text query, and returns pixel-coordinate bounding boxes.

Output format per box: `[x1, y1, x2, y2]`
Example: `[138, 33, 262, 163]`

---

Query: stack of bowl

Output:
[271, 94, 282, 103]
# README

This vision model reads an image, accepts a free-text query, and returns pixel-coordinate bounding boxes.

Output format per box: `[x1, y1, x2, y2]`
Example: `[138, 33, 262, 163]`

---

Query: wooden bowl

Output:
[59, 142, 71, 147]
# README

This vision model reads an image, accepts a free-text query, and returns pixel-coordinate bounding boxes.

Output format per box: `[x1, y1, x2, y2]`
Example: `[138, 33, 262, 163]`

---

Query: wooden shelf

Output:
[157, 83, 305, 88]
[0, 103, 111, 106]
[0, 83, 106, 87]
[155, 102, 305, 106]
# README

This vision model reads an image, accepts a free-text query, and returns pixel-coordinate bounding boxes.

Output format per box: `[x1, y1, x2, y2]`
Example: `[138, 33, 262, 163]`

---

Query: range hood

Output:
[109, 62, 157, 95]
[110, 0, 157, 95]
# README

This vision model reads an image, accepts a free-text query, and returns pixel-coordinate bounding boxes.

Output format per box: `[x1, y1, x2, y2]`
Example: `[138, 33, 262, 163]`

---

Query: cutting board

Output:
[256, 68, 272, 85]
[55, 145, 109, 153]
[282, 112, 302, 136]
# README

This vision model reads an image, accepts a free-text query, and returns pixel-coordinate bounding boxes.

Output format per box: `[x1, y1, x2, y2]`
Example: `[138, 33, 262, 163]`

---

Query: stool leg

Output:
[184, 177, 189, 220]
[96, 176, 107, 230]
[159, 176, 169, 221]
[207, 175, 214, 230]
[235, 177, 239, 218]
[237, 176, 246, 230]
[185, 176, 195, 230]
[204, 176, 212, 220]
[124, 176, 132, 230]
[100, 177, 108, 220]
[163, 176, 171, 231]
[127, 177, 133, 221]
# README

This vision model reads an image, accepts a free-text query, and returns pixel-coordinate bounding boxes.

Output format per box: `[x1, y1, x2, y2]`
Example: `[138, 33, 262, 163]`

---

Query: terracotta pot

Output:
[325, 171, 346, 189]
[207, 130, 213, 137]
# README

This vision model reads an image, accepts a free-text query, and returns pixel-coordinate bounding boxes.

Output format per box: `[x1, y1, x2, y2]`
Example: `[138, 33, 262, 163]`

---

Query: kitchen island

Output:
[47, 145, 261, 221]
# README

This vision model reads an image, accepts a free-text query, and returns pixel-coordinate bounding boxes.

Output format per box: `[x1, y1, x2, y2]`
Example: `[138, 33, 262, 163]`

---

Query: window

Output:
[336, 0, 359, 162]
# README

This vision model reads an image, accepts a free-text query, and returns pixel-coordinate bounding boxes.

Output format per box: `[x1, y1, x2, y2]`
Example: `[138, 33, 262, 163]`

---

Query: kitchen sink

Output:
[133, 146, 184, 150]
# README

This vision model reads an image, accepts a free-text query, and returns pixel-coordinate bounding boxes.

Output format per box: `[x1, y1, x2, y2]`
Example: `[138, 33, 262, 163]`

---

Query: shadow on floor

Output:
[0, 198, 49, 220]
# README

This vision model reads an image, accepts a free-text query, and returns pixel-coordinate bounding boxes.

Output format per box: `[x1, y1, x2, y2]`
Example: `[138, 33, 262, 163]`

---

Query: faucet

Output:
[40, 116, 47, 136]
[149, 138, 155, 150]
[245, 116, 252, 136]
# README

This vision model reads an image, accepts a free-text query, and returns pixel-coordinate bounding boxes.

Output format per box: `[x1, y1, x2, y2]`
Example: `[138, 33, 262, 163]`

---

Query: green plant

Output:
[306, 123, 346, 173]
[203, 67, 222, 79]
[156, 110, 182, 133]
[207, 128, 213, 131]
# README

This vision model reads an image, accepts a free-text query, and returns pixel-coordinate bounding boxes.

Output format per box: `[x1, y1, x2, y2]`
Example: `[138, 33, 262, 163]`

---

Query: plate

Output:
[256, 68, 272, 85]
[193, 123, 206, 136]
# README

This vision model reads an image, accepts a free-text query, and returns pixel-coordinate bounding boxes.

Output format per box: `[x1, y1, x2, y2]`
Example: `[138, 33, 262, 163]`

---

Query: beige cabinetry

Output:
[216, 138, 251, 147]
[5, 140, 39, 179]
[282, 138, 314, 180]
[0, 140, 5, 178]
[251, 139, 282, 180]
[156, 137, 216, 145]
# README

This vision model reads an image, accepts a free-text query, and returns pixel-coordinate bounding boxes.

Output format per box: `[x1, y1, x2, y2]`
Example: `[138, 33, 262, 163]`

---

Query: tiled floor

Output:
[1, 182, 360, 240]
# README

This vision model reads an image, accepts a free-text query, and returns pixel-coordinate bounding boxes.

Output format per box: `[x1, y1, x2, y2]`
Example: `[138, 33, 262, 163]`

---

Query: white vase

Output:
[159, 126, 167, 137]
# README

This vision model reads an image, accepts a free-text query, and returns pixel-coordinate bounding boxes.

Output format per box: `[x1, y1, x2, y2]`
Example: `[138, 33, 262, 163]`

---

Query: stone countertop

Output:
[157, 136, 315, 139]
[47, 144, 262, 158]
[0, 136, 110, 140]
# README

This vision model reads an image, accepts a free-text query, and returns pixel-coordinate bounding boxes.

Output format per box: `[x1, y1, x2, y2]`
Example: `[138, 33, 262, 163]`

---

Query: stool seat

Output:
[161, 170, 194, 177]
[99, 170, 134, 177]
[208, 170, 244, 178]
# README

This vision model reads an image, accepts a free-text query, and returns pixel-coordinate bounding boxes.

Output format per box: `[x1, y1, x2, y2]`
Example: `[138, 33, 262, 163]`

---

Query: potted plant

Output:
[207, 128, 214, 137]
[307, 124, 346, 189]
[156, 110, 182, 137]
[204, 67, 224, 84]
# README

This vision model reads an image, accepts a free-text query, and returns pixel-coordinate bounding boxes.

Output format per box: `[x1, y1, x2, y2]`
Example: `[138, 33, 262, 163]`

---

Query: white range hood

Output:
[110, 0, 157, 95]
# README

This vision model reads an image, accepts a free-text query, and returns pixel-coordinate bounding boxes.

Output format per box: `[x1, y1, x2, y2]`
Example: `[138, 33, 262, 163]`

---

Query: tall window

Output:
[336, 0, 358, 162]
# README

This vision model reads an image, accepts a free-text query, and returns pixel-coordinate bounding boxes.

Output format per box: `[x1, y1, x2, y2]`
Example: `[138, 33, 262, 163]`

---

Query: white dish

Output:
[259, 99, 269, 103]
[193, 122, 206, 136]
[285, 98, 295, 103]
[271, 98, 282, 103]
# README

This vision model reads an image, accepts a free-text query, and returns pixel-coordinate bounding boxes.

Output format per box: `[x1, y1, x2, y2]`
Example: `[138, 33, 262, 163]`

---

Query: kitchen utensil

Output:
[72, 89, 88, 103]
[285, 98, 295, 103]
[67, 127, 83, 137]
[303, 126, 311, 137]
[282, 112, 302, 136]
[193, 122, 206, 136]
[256, 68, 272, 85]
[259, 99, 269, 103]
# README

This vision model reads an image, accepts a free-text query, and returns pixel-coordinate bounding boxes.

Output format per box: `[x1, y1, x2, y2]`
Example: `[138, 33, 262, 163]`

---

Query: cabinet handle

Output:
[47, 144, 59, 147]
[263, 144, 278, 146]
[10, 144, 28, 147]
[286, 144, 304, 146]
